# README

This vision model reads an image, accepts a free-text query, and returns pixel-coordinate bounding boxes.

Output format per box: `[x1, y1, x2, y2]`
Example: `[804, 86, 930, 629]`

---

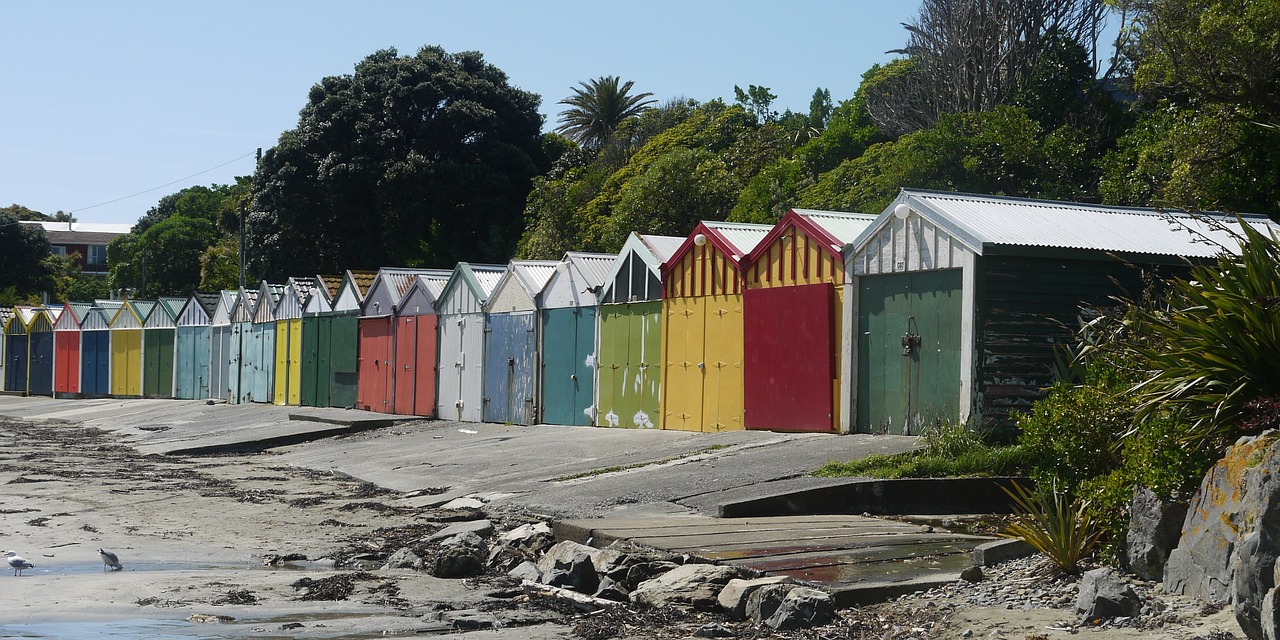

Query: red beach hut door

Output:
[743, 283, 834, 432]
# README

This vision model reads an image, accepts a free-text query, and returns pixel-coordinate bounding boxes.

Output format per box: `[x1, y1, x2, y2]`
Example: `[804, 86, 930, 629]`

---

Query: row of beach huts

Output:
[1, 190, 1270, 434]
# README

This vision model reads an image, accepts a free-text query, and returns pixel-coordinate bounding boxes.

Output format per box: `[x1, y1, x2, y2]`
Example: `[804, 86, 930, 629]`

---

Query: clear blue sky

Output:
[3, 2, 952, 226]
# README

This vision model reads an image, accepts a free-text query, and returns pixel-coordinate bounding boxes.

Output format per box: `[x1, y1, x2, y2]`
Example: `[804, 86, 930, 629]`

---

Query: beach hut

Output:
[393, 271, 451, 417]
[319, 271, 374, 408]
[208, 290, 237, 401]
[540, 252, 613, 426]
[273, 278, 311, 405]
[242, 282, 281, 403]
[660, 221, 771, 432]
[227, 288, 258, 403]
[175, 293, 216, 400]
[595, 233, 683, 429]
[109, 301, 153, 398]
[740, 210, 877, 433]
[435, 263, 504, 422]
[843, 189, 1276, 433]
[142, 297, 183, 398]
[25, 307, 56, 397]
[357, 268, 450, 414]
[3, 309, 31, 393]
[0, 307, 11, 391]
[300, 276, 337, 408]
[80, 303, 116, 397]
[53, 302, 92, 397]
[482, 260, 557, 425]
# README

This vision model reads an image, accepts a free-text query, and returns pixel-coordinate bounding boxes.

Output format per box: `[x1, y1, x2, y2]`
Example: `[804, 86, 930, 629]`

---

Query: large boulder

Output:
[764, 587, 836, 631]
[1236, 530, 1280, 639]
[1075, 568, 1140, 621]
[630, 563, 740, 610]
[534, 541, 624, 594]
[747, 583, 799, 624]
[1127, 485, 1189, 581]
[717, 576, 793, 620]
[433, 533, 485, 578]
[1165, 434, 1275, 603]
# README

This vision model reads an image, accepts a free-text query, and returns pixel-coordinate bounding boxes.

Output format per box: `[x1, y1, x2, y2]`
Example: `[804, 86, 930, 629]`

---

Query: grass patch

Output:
[816, 422, 1032, 479]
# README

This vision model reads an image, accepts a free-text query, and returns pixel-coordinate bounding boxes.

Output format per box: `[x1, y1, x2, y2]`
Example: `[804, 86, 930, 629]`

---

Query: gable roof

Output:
[857, 189, 1280, 259]
[662, 221, 773, 277]
[744, 209, 878, 267]
[362, 268, 453, 316]
[53, 302, 92, 330]
[598, 233, 684, 302]
[437, 262, 505, 310]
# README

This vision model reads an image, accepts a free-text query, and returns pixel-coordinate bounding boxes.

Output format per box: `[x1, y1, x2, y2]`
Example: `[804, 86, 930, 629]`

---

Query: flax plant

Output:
[1129, 221, 1280, 448]
[1000, 480, 1103, 573]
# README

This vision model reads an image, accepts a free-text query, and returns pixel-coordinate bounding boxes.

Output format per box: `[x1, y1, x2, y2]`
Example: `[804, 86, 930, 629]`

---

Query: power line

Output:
[69, 151, 258, 214]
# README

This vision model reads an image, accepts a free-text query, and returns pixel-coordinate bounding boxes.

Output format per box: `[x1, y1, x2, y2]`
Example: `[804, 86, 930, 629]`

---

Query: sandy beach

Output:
[0, 409, 1248, 639]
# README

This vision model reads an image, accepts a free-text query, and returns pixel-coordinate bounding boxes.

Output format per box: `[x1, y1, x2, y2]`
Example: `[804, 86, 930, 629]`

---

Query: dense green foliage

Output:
[0, 212, 55, 303]
[107, 182, 247, 297]
[249, 46, 547, 278]
[1129, 224, 1280, 447]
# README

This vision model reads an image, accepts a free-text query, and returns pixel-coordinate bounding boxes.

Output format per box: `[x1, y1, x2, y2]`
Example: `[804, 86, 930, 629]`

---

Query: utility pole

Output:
[240, 148, 260, 289]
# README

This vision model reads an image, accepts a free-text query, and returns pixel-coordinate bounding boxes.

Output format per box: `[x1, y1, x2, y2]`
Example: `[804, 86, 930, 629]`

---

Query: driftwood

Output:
[521, 580, 622, 612]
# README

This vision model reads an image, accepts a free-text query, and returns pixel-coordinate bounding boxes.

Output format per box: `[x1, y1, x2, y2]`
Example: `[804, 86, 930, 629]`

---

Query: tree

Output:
[134, 216, 219, 296]
[734, 84, 778, 124]
[555, 76, 656, 148]
[864, 0, 1110, 135]
[1132, 0, 1280, 128]
[0, 211, 54, 298]
[605, 147, 740, 243]
[250, 46, 547, 277]
[797, 106, 1095, 213]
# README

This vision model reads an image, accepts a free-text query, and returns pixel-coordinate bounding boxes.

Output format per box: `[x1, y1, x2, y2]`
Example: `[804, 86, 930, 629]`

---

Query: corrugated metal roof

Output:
[470, 264, 506, 297]
[639, 234, 685, 263]
[377, 268, 451, 305]
[902, 190, 1279, 258]
[414, 272, 452, 300]
[706, 221, 772, 256]
[564, 252, 615, 288]
[793, 209, 878, 246]
[510, 260, 559, 295]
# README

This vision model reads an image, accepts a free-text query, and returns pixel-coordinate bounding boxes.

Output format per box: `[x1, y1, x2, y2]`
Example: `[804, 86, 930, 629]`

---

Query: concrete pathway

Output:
[555, 514, 992, 605]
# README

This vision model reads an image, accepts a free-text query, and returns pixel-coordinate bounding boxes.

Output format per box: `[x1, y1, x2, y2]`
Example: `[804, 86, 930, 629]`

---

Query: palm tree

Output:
[555, 76, 656, 148]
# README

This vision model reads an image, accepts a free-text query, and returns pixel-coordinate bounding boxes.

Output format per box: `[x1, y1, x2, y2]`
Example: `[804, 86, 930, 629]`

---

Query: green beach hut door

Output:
[857, 269, 962, 435]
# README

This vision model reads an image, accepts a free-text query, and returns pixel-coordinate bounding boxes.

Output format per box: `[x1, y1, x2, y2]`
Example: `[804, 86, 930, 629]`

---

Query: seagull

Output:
[6, 551, 34, 576]
[98, 548, 123, 572]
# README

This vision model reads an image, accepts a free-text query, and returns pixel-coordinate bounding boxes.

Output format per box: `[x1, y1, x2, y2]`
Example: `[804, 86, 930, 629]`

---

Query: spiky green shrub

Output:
[1000, 480, 1104, 573]
[1130, 221, 1280, 448]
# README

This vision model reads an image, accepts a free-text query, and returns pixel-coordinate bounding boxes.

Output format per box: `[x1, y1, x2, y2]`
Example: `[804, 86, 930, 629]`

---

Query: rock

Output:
[693, 622, 736, 637]
[439, 497, 485, 510]
[1126, 485, 1189, 582]
[630, 563, 740, 610]
[1236, 531, 1280, 640]
[1165, 433, 1277, 605]
[960, 566, 984, 582]
[508, 560, 541, 583]
[616, 560, 678, 591]
[747, 583, 798, 623]
[593, 576, 630, 602]
[535, 541, 609, 594]
[1263, 586, 1280, 640]
[429, 519, 494, 542]
[487, 522, 556, 570]
[433, 532, 485, 578]
[1075, 568, 1140, 621]
[764, 587, 835, 631]
[717, 576, 793, 620]
[382, 547, 424, 571]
